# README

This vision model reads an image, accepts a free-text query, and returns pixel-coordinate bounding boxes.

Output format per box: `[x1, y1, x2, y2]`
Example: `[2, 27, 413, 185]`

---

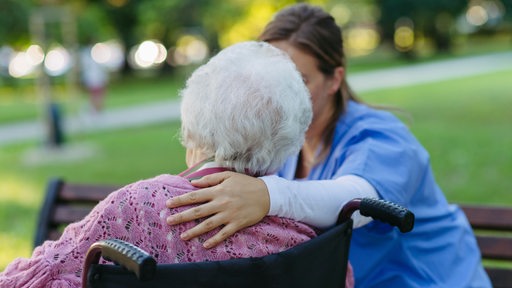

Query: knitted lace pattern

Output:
[0, 174, 333, 287]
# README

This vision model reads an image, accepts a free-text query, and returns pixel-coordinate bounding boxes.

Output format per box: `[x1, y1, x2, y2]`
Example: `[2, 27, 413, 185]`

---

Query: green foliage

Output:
[0, 0, 30, 45]
[377, 0, 468, 53]
[137, 0, 221, 48]
[2, 0, 510, 71]
[101, 0, 141, 49]
[76, 3, 117, 44]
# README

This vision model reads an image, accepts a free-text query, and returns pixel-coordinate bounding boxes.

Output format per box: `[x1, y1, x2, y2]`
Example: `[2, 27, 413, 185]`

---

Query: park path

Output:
[1, 51, 511, 147]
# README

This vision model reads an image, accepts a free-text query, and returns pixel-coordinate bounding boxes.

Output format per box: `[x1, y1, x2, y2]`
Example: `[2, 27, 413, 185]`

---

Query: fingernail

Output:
[180, 232, 189, 240]
[203, 241, 212, 249]
[167, 216, 174, 224]
[166, 199, 172, 206]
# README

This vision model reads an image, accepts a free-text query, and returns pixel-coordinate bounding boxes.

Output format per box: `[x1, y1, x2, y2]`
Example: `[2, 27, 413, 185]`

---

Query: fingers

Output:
[203, 224, 239, 249]
[190, 171, 235, 188]
[176, 212, 241, 249]
[179, 212, 226, 240]
[166, 199, 218, 225]
[166, 171, 238, 208]
[166, 188, 212, 208]
[181, 213, 243, 249]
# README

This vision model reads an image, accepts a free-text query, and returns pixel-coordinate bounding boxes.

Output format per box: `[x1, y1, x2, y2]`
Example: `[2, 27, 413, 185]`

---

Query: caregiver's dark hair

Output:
[259, 3, 363, 159]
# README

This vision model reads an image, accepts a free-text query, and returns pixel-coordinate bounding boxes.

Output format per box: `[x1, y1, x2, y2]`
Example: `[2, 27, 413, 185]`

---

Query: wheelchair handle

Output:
[82, 238, 156, 287]
[338, 198, 415, 233]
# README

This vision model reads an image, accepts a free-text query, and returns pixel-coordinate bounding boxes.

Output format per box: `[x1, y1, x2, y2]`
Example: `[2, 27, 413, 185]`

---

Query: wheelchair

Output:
[82, 198, 414, 288]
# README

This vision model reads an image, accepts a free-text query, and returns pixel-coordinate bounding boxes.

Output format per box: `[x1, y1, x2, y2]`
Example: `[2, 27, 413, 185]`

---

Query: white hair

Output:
[180, 41, 312, 176]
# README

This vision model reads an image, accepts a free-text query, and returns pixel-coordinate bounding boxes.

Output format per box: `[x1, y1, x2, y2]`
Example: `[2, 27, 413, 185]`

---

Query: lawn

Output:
[1, 69, 511, 271]
[361, 69, 512, 204]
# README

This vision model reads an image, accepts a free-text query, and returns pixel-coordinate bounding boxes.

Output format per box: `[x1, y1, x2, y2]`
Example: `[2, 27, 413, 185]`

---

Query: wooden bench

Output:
[33, 178, 119, 247]
[35, 178, 512, 286]
[459, 204, 512, 288]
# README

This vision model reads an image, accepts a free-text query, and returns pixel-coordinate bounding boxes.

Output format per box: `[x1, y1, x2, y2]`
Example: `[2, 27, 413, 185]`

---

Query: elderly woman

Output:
[1, 41, 353, 287]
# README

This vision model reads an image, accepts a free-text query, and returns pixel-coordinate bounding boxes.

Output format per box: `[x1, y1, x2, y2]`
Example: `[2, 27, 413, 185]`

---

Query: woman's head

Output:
[180, 41, 312, 176]
[259, 3, 346, 77]
[258, 3, 361, 159]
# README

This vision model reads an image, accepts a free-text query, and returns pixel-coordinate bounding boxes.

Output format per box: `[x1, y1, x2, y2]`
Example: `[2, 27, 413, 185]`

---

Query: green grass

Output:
[1, 68, 511, 271]
[360, 70, 512, 204]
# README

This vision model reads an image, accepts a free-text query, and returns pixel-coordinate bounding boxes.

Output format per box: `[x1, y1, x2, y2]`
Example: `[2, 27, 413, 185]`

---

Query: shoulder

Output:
[107, 174, 195, 204]
[340, 101, 405, 132]
[330, 102, 431, 201]
[137, 174, 194, 190]
[334, 101, 420, 149]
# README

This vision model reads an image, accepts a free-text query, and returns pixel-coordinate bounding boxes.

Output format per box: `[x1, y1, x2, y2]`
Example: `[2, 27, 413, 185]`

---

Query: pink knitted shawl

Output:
[0, 174, 353, 287]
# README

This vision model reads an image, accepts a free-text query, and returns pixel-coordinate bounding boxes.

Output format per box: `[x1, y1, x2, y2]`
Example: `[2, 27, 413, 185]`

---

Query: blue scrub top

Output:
[277, 101, 491, 287]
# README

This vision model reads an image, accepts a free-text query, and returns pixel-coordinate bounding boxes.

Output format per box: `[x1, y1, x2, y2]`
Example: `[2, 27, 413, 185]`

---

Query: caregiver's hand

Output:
[166, 171, 270, 249]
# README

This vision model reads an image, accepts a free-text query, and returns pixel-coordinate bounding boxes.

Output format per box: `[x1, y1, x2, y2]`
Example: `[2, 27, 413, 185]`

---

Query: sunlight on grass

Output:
[361, 70, 512, 204]
[0, 174, 42, 270]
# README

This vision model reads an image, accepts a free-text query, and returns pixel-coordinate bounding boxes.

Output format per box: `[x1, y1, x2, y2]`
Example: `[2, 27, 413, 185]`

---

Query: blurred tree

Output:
[216, 0, 301, 48]
[377, 0, 468, 56]
[6, 0, 507, 81]
[502, 0, 512, 18]
[78, 0, 250, 74]
[93, 0, 141, 74]
[137, 0, 229, 56]
[76, 2, 117, 44]
[130, 0, 298, 72]
[0, 0, 30, 46]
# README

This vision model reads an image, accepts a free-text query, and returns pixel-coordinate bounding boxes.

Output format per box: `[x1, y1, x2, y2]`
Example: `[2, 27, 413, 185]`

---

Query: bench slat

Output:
[460, 205, 512, 231]
[460, 204, 512, 286]
[34, 178, 119, 247]
[486, 267, 512, 288]
[48, 230, 62, 242]
[59, 183, 117, 202]
[53, 205, 96, 224]
[476, 235, 512, 260]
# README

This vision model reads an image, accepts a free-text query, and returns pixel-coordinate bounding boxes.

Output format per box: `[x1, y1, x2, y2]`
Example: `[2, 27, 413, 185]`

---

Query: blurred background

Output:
[1, 0, 511, 270]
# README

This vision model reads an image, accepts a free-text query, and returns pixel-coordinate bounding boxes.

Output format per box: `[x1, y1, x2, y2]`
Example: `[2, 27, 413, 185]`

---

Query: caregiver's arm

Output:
[166, 172, 378, 248]
[265, 174, 378, 229]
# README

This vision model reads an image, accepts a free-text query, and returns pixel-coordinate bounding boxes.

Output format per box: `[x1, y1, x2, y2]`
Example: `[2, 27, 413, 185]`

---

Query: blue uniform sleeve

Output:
[331, 108, 430, 206]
